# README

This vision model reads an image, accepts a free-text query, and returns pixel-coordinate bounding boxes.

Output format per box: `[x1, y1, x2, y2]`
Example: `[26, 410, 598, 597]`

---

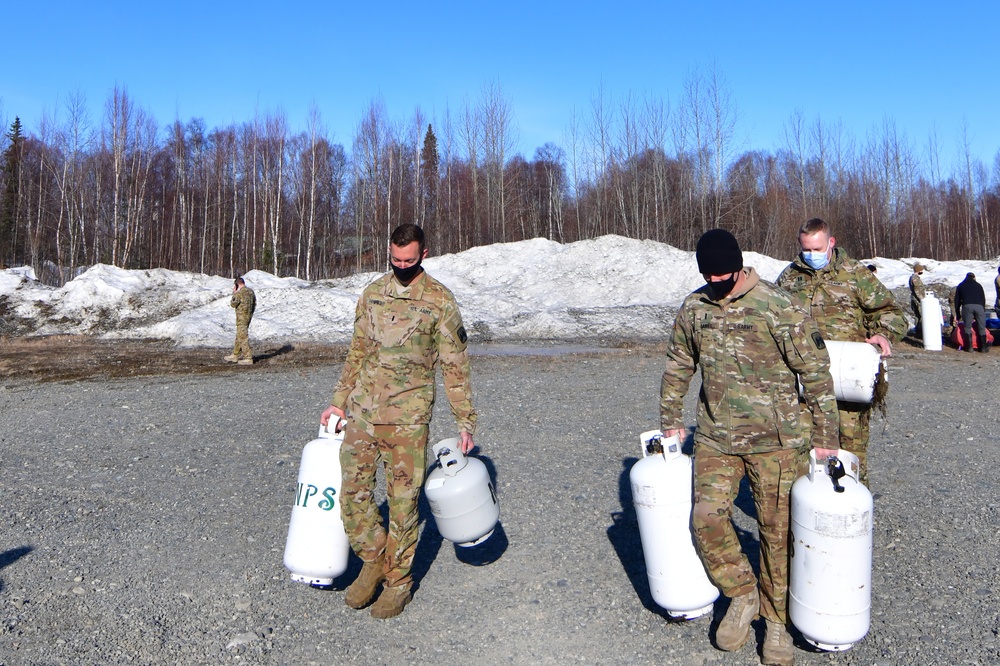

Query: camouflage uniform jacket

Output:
[776, 247, 907, 344]
[230, 287, 256, 323]
[909, 273, 925, 301]
[331, 270, 477, 433]
[660, 268, 839, 455]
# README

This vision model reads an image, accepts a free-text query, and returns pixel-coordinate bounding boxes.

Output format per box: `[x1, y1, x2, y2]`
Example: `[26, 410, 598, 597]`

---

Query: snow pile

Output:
[1, 235, 997, 347]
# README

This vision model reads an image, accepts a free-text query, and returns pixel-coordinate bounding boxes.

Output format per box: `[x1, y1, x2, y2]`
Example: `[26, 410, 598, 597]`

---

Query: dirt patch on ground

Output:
[0, 335, 348, 383]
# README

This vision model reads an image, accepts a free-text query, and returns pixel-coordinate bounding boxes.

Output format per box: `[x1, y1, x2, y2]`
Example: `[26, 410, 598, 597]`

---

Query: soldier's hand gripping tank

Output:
[776, 218, 906, 484]
[660, 229, 839, 666]
[319, 224, 477, 620]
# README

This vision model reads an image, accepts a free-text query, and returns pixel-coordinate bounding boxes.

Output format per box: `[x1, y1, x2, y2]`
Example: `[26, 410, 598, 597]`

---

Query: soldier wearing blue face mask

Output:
[776, 218, 906, 485]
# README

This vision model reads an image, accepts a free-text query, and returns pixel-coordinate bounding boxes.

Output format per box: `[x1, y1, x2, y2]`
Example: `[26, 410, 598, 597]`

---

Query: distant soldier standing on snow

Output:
[225, 277, 256, 365]
[909, 263, 926, 333]
[776, 218, 906, 484]
[661, 229, 839, 666]
[320, 223, 477, 620]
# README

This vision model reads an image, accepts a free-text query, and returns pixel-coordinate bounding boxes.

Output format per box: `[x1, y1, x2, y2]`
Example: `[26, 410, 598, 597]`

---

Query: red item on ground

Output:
[950, 325, 994, 350]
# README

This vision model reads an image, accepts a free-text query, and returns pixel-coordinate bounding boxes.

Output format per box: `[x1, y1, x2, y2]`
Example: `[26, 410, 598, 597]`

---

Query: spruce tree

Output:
[419, 124, 439, 242]
[0, 117, 24, 266]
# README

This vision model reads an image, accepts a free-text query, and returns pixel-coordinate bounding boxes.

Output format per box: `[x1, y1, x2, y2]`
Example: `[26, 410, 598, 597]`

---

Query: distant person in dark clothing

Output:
[993, 266, 1000, 316]
[955, 273, 989, 353]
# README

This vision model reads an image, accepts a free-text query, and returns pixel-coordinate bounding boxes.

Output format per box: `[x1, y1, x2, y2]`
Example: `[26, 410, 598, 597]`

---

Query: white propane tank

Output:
[825, 340, 883, 403]
[629, 430, 719, 619]
[425, 438, 499, 547]
[283, 420, 351, 586]
[789, 449, 873, 651]
[921, 293, 943, 351]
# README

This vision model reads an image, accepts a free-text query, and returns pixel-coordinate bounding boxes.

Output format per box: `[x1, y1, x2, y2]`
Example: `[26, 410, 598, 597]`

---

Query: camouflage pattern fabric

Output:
[339, 418, 428, 587]
[777, 248, 906, 485]
[331, 268, 476, 587]
[230, 287, 256, 360]
[839, 403, 871, 482]
[692, 446, 806, 623]
[661, 267, 839, 455]
[909, 273, 925, 324]
[660, 267, 836, 626]
[776, 248, 907, 346]
[331, 270, 476, 433]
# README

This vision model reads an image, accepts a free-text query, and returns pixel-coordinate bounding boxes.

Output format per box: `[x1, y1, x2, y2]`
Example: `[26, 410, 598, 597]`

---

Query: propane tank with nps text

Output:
[425, 438, 499, 547]
[630, 430, 719, 619]
[789, 449, 873, 651]
[283, 420, 351, 587]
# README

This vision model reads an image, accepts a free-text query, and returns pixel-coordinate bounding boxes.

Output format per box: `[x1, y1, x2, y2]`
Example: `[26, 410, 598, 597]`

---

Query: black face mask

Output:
[391, 260, 422, 284]
[705, 274, 737, 301]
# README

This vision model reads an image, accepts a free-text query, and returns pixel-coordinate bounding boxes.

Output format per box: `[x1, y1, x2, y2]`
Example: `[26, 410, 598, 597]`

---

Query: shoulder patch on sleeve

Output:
[811, 331, 826, 350]
[457, 326, 468, 344]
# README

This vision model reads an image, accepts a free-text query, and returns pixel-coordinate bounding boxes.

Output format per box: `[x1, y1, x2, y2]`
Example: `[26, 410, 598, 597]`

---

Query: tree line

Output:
[1, 74, 998, 286]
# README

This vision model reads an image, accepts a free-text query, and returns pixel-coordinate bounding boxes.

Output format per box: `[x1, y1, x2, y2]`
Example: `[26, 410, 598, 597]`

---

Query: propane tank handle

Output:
[807, 448, 861, 486]
[432, 437, 469, 476]
[317, 417, 345, 439]
[638, 430, 682, 460]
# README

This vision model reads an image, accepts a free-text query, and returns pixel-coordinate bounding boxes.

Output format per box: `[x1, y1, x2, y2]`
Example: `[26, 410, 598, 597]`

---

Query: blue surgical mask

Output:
[801, 242, 831, 270]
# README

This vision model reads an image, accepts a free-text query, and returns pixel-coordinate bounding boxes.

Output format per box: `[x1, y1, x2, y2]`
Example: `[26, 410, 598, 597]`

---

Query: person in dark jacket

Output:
[955, 272, 989, 353]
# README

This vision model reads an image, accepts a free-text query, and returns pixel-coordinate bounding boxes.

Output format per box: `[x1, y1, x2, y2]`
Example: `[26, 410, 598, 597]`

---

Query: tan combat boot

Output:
[237, 358, 254, 365]
[715, 587, 760, 651]
[761, 620, 794, 666]
[369, 584, 412, 619]
[223, 354, 238, 362]
[344, 555, 385, 609]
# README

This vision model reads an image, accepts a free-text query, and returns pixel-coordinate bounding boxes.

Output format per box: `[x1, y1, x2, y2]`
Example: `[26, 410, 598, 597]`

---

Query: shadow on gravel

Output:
[0, 545, 32, 570]
[255, 344, 294, 362]
[0, 545, 33, 593]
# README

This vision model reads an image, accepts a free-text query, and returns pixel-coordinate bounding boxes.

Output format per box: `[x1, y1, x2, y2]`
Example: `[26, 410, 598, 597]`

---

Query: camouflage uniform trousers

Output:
[339, 418, 428, 589]
[838, 401, 871, 485]
[232, 315, 252, 360]
[692, 445, 807, 624]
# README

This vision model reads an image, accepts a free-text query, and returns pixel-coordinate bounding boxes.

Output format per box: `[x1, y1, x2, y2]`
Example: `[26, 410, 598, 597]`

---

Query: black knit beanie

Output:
[696, 229, 743, 275]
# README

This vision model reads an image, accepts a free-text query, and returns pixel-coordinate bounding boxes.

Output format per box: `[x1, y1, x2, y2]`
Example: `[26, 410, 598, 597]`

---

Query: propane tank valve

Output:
[644, 435, 664, 455]
[827, 456, 847, 493]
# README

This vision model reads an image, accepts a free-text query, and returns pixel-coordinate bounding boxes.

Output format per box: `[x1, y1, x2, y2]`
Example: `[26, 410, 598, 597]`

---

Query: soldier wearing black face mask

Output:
[661, 228, 838, 666]
[320, 223, 477, 620]
[697, 229, 742, 301]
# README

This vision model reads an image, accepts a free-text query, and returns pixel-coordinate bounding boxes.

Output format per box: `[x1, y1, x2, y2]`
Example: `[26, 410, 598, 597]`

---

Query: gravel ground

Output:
[1, 339, 999, 666]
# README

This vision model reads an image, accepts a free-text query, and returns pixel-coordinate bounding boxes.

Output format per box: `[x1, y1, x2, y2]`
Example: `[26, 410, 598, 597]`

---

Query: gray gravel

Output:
[1, 342, 999, 665]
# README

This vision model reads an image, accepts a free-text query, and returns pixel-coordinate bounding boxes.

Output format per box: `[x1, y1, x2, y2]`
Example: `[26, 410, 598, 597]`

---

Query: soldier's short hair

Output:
[799, 218, 831, 237]
[235, 277, 246, 286]
[391, 224, 425, 251]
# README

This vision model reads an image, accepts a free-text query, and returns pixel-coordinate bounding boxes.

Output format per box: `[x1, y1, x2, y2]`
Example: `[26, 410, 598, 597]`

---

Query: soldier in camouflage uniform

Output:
[661, 229, 839, 666]
[320, 223, 476, 620]
[776, 219, 907, 485]
[909, 264, 926, 333]
[225, 277, 256, 365]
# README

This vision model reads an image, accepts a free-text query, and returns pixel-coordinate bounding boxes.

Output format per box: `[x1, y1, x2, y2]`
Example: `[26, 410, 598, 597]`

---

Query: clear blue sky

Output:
[5, 1, 999, 173]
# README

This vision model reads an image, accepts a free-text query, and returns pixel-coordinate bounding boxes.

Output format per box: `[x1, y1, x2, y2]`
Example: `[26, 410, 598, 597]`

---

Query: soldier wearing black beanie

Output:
[696, 229, 743, 276]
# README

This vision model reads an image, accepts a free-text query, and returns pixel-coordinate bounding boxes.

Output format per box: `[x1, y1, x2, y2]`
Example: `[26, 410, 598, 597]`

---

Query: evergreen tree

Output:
[419, 124, 439, 241]
[0, 117, 24, 266]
